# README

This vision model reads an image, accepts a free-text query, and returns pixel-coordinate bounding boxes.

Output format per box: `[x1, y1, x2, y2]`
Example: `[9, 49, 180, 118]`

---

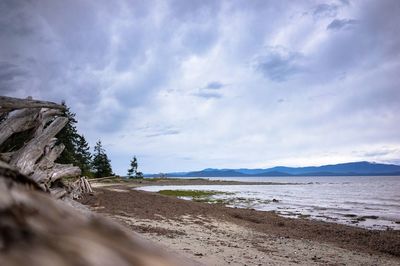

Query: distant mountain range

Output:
[145, 161, 400, 177]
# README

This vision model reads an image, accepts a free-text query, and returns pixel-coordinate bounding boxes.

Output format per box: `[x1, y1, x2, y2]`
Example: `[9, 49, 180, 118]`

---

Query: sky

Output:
[1, 0, 400, 175]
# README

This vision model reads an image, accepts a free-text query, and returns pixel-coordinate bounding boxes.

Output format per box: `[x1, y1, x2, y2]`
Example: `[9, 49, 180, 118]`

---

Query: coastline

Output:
[89, 177, 303, 187]
[92, 177, 400, 230]
[81, 180, 400, 265]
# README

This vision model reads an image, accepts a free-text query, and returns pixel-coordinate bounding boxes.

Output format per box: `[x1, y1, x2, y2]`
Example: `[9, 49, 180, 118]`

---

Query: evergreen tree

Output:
[92, 140, 113, 178]
[55, 102, 79, 165]
[127, 156, 143, 179]
[75, 134, 92, 176]
[55, 102, 94, 177]
[127, 156, 138, 178]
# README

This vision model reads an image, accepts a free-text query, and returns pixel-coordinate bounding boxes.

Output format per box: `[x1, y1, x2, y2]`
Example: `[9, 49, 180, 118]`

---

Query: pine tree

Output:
[75, 134, 92, 176]
[55, 102, 95, 177]
[127, 156, 138, 178]
[92, 140, 113, 178]
[127, 156, 143, 179]
[55, 102, 80, 165]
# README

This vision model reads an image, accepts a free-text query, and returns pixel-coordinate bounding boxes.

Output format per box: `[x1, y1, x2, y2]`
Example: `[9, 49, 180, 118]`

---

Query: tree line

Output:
[53, 104, 143, 179]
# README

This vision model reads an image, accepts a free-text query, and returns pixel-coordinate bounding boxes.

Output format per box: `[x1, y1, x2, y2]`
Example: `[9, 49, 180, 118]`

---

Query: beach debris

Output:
[0, 96, 91, 200]
[0, 96, 190, 265]
[0, 161, 184, 265]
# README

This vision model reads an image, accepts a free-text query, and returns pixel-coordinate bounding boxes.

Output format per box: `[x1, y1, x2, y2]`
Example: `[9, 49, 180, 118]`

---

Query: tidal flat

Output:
[83, 178, 400, 265]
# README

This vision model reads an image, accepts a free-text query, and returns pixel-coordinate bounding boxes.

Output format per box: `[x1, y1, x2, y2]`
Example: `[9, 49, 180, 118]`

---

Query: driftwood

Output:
[0, 97, 193, 265]
[0, 108, 40, 146]
[10, 117, 69, 175]
[0, 162, 183, 266]
[0, 95, 65, 114]
[0, 96, 85, 197]
[70, 176, 94, 199]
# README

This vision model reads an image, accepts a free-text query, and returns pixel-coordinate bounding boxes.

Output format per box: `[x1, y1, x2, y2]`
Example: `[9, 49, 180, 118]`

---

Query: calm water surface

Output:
[138, 176, 400, 230]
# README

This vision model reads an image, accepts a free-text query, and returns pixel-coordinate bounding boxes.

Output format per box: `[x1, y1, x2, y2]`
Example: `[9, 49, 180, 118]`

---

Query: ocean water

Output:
[137, 176, 400, 230]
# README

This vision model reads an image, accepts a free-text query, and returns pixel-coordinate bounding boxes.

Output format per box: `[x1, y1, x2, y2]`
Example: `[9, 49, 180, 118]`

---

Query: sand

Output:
[81, 182, 400, 265]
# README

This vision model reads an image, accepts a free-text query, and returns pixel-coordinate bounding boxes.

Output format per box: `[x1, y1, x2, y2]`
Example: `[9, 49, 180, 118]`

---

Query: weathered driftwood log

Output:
[10, 116, 68, 175]
[36, 143, 65, 169]
[0, 108, 40, 146]
[0, 96, 84, 197]
[0, 162, 183, 266]
[0, 107, 63, 147]
[70, 177, 94, 199]
[0, 151, 14, 163]
[0, 95, 65, 114]
[33, 108, 64, 139]
[49, 163, 82, 182]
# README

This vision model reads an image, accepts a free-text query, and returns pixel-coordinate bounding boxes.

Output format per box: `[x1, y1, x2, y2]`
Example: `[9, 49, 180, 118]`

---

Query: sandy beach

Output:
[81, 180, 400, 265]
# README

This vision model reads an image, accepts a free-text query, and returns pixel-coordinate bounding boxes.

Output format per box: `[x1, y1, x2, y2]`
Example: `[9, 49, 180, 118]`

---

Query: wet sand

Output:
[81, 181, 400, 265]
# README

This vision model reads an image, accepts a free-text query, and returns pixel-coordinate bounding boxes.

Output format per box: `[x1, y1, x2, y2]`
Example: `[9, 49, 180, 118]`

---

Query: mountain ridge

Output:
[144, 161, 400, 177]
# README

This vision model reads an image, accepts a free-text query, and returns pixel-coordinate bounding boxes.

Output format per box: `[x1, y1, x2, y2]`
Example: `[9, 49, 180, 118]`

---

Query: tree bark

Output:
[10, 116, 68, 176]
[49, 163, 81, 182]
[0, 108, 40, 146]
[0, 151, 14, 163]
[36, 143, 65, 169]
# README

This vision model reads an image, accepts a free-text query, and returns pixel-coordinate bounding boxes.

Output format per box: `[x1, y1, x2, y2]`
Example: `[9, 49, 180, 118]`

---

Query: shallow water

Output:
[137, 176, 400, 230]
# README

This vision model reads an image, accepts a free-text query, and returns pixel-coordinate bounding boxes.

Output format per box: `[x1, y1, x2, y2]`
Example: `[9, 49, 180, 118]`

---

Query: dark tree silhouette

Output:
[92, 140, 113, 178]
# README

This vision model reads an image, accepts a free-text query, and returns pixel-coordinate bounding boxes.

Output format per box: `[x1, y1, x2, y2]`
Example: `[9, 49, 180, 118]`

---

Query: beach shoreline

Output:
[81, 180, 400, 265]
[89, 177, 303, 187]
[92, 177, 400, 231]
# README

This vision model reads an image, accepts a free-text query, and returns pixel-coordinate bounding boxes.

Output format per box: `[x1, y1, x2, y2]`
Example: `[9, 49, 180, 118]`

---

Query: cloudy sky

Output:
[1, 0, 400, 174]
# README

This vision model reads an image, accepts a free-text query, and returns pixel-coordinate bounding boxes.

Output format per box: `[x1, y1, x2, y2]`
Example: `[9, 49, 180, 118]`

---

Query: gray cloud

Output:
[364, 150, 396, 157]
[313, 4, 338, 18]
[339, 0, 350, 6]
[0, 1, 36, 37]
[306, 0, 400, 85]
[194, 81, 225, 98]
[0, 62, 27, 81]
[193, 91, 222, 99]
[205, 81, 224, 90]
[253, 47, 304, 82]
[135, 125, 181, 138]
[327, 19, 358, 30]
[0, 62, 29, 94]
[146, 129, 180, 138]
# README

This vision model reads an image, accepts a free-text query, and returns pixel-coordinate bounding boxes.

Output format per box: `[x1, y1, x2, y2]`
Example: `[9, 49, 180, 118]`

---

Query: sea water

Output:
[137, 176, 400, 230]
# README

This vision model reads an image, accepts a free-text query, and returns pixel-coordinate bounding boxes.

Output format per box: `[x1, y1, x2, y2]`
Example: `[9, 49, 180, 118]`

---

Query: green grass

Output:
[158, 189, 235, 204]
